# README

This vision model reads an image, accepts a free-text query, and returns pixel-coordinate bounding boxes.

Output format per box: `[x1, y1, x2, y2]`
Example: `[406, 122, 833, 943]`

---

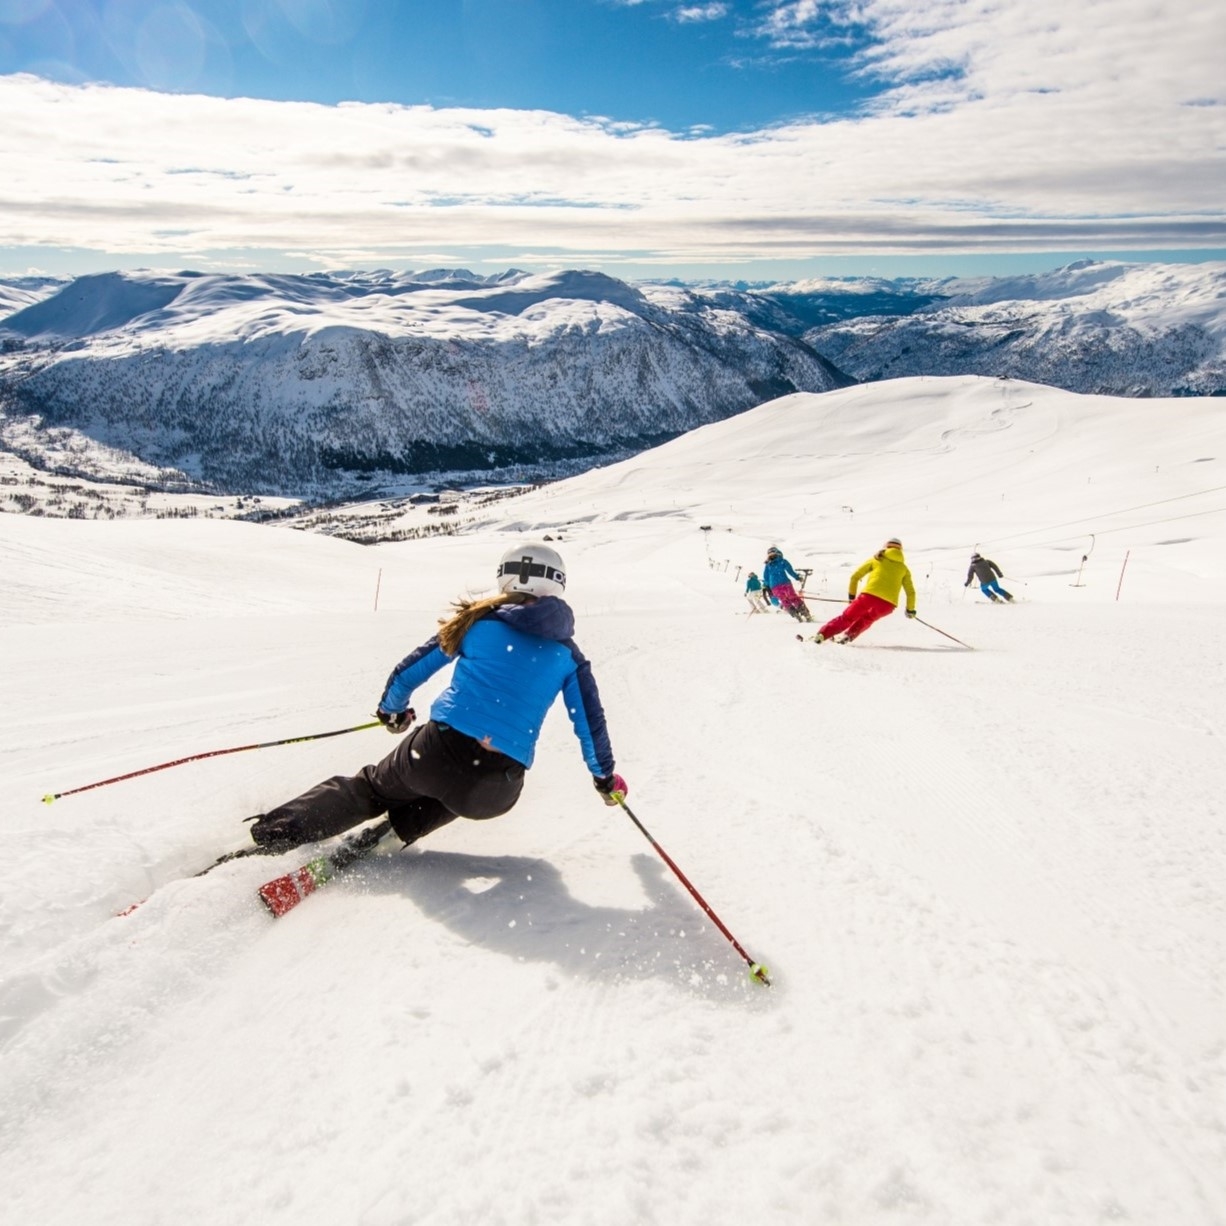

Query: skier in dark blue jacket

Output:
[248, 542, 625, 852]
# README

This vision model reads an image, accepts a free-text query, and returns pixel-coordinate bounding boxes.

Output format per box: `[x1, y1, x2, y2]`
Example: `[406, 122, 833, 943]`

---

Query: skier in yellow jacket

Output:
[810, 537, 917, 644]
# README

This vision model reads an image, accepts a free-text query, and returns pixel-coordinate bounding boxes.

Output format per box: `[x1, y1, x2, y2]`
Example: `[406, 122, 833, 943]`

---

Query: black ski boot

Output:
[247, 814, 312, 855]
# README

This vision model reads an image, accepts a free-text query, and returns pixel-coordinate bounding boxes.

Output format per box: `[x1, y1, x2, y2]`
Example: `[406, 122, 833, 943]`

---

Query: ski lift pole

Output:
[1071, 533, 1096, 587]
[42, 720, 382, 804]
[616, 798, 771, 986]
[913, 616, 974, 650]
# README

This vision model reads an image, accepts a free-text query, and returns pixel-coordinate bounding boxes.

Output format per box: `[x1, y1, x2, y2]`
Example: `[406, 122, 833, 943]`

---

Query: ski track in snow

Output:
[1, 377, 1225, 1225]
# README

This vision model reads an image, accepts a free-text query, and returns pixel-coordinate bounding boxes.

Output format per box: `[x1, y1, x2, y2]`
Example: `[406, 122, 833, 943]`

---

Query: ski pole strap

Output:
[42, 720, 382, 803]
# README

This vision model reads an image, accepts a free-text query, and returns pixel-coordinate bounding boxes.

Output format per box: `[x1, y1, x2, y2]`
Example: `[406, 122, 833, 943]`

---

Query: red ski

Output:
[258, 820, 393, 918]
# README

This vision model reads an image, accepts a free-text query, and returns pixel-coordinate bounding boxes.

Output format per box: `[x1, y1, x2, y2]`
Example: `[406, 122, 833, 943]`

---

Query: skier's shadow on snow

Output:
[355, 848, 770, 1004]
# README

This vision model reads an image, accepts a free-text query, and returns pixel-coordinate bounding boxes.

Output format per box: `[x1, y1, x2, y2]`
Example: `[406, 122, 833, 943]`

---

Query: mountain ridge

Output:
[804, 260, 1226, 396]
[0, 268, 850, 496]
[2, 260, 1224, 500]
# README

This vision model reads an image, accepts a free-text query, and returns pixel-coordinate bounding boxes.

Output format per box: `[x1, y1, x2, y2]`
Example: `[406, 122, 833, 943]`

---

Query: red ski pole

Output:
[42, 720, 381, 803]
[617, 798, 771, 986]
[913, 616, 974, 650]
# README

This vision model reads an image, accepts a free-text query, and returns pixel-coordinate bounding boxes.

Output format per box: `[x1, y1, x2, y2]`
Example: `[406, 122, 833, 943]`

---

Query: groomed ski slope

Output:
[1, 376, 1224, 1226]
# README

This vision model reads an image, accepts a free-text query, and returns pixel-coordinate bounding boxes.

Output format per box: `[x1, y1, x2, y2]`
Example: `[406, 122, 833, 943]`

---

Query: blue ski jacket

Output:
[763, 555, 799, 587]
[377, 597, 615, 775]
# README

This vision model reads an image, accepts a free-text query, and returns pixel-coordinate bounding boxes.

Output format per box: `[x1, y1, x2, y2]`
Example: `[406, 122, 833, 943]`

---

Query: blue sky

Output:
[1, 0, 1224, 280]
[0, 0, 880, 132]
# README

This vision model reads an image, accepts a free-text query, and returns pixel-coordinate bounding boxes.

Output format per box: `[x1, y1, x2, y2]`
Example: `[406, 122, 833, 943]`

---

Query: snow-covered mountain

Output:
[805, 260, 1226, 396]
[0, 268, 848, 496]
[0, 274, 66, 318]
[680, 273, 947, 330]
[4, 260, 1223, 502]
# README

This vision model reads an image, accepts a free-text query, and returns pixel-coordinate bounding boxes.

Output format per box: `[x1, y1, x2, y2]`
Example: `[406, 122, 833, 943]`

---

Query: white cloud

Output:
[0, 0, 1223, 268]
[755, 0, 831, 50]
[673, 3, 729, 22]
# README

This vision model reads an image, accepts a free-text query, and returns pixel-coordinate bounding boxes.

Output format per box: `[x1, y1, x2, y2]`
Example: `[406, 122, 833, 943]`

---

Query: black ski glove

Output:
[377, 707, 415, 734]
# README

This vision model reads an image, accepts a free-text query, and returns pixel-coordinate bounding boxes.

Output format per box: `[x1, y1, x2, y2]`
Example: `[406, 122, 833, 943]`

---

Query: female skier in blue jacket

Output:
[248, 542, 625, 852]
[762, 545, 812, 621]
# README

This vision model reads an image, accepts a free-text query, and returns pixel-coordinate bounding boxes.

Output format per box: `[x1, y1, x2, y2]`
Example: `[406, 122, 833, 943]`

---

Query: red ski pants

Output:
[818, 592, 896, 641]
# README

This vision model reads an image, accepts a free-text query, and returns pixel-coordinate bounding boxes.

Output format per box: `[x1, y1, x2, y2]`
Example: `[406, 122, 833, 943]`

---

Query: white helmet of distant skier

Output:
[496, 542, 567, 599]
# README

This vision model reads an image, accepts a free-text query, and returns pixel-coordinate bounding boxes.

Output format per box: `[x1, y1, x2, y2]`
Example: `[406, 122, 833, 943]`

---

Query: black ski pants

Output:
[260, 720, 525, 845]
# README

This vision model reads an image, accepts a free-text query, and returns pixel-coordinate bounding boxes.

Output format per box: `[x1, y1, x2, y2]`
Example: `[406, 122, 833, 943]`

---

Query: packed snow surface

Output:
[1, 376, 1224, 1225]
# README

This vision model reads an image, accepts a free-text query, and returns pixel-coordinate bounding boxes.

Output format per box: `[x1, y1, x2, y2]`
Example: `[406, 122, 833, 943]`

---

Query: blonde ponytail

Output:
[437, 591, 531, 657]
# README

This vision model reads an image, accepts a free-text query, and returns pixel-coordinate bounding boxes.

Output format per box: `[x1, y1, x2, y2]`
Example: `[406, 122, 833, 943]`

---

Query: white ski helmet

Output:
[496, 542, 566, 598]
